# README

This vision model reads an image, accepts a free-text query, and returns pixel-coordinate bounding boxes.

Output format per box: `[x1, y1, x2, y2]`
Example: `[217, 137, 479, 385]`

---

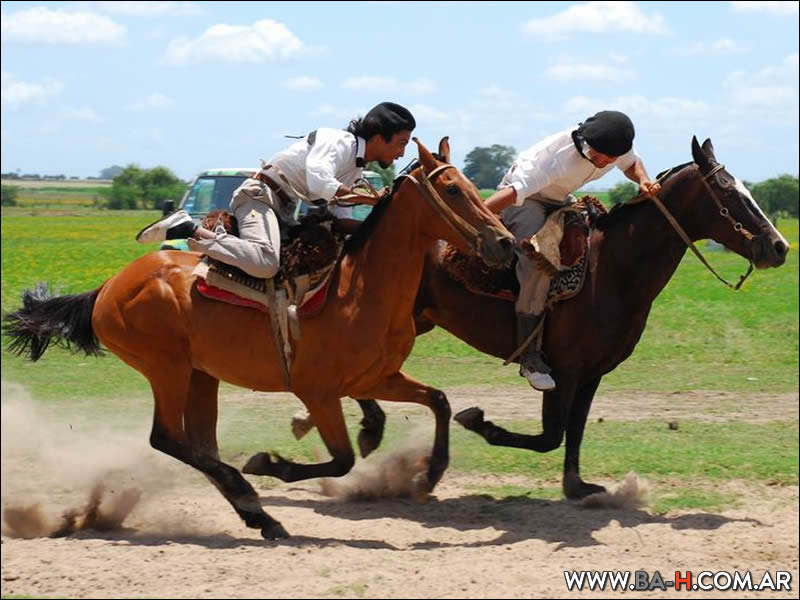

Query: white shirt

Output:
[265, 128, 366, 203]
[502, 128, 639, 206]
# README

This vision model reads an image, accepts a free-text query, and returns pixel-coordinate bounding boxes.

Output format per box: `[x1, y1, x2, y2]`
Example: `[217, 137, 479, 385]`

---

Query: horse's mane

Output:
[595, 161, 695, 231]
[344, 155, 448, 255]
[343, 192, 393, 255]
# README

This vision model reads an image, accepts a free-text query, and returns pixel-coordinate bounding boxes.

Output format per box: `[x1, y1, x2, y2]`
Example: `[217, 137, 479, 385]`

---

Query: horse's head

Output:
[404, 137, 514, 267]
[690, 136, 788, 269]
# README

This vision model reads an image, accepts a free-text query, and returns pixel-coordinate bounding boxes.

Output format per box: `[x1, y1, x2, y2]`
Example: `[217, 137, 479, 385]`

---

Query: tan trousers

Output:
[501, 199, 552, 316]
[188, 178, 281, 279]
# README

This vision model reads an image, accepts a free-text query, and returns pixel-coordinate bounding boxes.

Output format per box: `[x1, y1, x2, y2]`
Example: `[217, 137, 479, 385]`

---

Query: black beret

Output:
[577, 110, 634, 157]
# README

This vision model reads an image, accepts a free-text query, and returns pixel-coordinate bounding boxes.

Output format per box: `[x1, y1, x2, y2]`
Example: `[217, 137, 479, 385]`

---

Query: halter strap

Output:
[400, 164, 483, 254]
[630, 164, 754, 290]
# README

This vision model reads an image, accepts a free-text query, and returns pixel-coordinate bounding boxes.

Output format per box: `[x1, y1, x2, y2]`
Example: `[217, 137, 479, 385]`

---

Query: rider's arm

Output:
[484, 186, 518, 213]
[306, 133, 349, 202]
[487, 156, 553, 213]
[623, 159, 661, 197]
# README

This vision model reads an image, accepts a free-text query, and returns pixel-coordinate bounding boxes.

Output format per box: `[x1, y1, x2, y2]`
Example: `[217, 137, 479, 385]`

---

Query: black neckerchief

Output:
[571, 129, 591, 162]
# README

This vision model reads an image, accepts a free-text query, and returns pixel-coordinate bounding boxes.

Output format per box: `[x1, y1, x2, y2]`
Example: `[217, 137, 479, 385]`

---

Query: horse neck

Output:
[595, 171, 701, 306]
[340, 180, 435, 319]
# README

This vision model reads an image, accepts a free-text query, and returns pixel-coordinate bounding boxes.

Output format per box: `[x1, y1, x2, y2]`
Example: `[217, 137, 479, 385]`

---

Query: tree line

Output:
[2, 151, 796, 220]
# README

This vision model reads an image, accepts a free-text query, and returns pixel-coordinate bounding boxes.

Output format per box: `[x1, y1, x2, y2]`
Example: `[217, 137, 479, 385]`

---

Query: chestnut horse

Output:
[344, 137, 789, 498]
[3, 138, 514, 539]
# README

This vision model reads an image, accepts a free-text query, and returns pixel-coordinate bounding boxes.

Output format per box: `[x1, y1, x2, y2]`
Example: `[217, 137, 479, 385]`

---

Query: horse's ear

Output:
[438, 136, 451, 163]
[691, 135, 712, 171]
[414, 137, 437, 173]
[701, 138, 716, 160]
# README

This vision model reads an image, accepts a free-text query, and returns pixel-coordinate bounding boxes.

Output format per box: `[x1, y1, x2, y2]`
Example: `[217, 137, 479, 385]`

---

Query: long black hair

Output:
[346, 102, 416, 141]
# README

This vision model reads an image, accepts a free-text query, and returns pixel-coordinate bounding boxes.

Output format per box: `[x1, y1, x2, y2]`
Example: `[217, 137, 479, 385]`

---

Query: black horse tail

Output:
[3, 283, 102, 362]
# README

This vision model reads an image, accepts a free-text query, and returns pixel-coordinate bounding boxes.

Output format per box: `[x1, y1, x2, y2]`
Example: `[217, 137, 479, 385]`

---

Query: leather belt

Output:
[254, 171, 293, 206]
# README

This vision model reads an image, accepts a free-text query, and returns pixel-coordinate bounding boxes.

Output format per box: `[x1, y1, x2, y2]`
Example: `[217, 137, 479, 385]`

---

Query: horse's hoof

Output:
[357, 428, 383, 458]
[261, 522, 290, 540]
[410, 472, 431, 503]
[454, 406, 484, 430]
[242, 452, 268, 475]
[564, 480, 607, 500]
[291, 411, 314, 440]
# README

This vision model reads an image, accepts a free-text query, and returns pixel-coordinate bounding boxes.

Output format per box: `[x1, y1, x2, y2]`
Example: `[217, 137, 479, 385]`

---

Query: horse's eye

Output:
[446, 184, 460, 196]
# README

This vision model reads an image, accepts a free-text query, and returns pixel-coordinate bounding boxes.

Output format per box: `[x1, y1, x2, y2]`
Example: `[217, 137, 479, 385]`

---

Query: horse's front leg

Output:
[360, 372, 450, 495]
[289, 399, 386, 459]
[243, 395, 356, 482]
[562, 376, 606, 499]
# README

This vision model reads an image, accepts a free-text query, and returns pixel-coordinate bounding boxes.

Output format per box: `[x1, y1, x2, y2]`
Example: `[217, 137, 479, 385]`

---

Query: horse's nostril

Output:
[774, 240, 788, 258]
[500, 237, 514, 251]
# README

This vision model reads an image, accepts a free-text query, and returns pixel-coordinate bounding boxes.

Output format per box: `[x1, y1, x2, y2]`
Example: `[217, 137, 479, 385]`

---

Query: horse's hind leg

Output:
[562, 376, 606, 499]
[359, 372, 451, 494]
[355, 399, 386, 458]
[453, 391, 564, 452]
[243, 395, 356, 481]
[146, 369, 289, 539]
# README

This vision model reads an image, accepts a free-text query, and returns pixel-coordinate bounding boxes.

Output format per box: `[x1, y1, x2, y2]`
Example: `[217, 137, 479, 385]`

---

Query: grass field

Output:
[1, 212, 798, 396]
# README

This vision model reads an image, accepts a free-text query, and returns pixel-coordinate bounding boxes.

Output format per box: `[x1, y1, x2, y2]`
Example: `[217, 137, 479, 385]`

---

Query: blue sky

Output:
[1, 1, 798, 188]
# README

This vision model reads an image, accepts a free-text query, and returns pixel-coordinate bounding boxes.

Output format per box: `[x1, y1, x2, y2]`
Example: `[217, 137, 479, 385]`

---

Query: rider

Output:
[484, 110, 661, 391]
[136, 102, 416, 279]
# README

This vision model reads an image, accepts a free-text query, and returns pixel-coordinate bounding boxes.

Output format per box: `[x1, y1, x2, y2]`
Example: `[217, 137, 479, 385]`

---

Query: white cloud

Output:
[341, 76, 436, 95]
[607, 52, 629, 64]
[523, 1, 669, 38]
[563, 95, 713, 131]
[408, 103, 450, 124]
[1, 72, 64, 109]
[62, 107, 101, 122]
[92, 1, 204, 16]
[675, 37, 747, 55]
[163, 20, 306, 65]
[284, 76, 323, 91]
[128, 92, 172, 110]
[731, 1, 799, 15]
[725, 53, 799, 113]
[310, 104, 354, 121]
[545, 63, 636, 82]
[0, 7, 126, 45]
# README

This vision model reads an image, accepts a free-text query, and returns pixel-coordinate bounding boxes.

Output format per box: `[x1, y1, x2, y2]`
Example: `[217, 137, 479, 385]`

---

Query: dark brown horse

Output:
[3, 138, 514, 539]
[343, 137, 789, 499]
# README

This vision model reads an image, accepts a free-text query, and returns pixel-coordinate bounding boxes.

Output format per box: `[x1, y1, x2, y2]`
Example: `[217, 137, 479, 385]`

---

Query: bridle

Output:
[399, 163, 484, 255]
[633, 163, 755, 290]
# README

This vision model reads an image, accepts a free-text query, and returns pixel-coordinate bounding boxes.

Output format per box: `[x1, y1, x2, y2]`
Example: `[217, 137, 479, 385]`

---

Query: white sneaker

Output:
[136, 210, 196, 243]
[520, 365, 556, 391]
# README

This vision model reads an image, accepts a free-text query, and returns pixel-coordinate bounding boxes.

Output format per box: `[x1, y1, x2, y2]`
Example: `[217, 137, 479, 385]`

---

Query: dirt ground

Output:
[1, 387, 798, 599]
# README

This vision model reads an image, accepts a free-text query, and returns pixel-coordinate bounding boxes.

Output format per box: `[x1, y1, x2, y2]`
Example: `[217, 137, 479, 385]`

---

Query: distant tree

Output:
[750, 175, 799, 220]
[100, 165, 124, 180]
[366, 161, 395, 187]
[101, 164, 185, 210]
[1, 185, 19, 206]
[463, 144, 516, 190]
[607, 181, 638, 206]
[140, 166, 186, 210]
